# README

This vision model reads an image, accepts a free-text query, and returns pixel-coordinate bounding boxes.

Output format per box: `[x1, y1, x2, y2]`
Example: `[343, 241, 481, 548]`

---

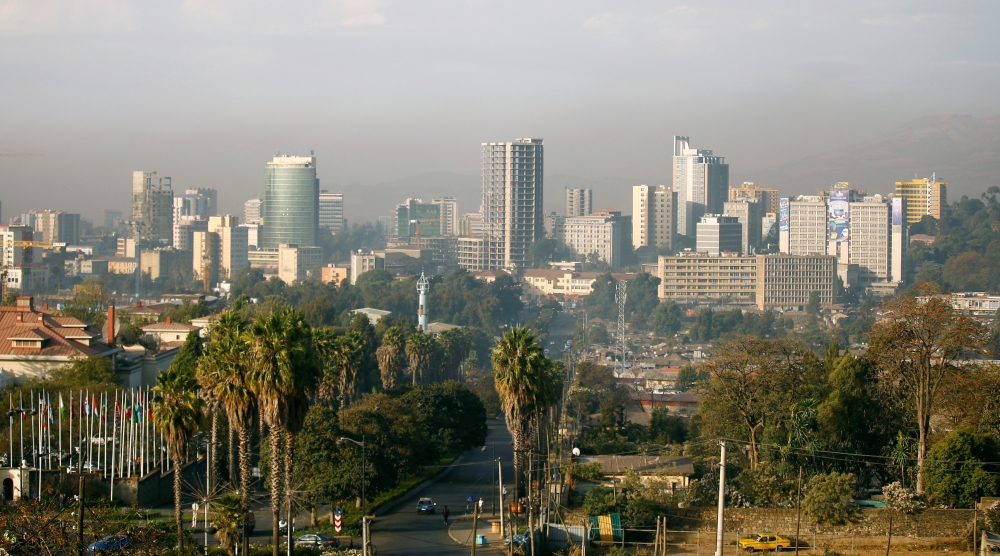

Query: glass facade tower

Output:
[261, 153, 319, 249]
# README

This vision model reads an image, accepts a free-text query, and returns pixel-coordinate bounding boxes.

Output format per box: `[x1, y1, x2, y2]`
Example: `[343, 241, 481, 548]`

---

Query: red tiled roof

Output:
[141, 322, 200, 332]
[0, 309, 113, 358]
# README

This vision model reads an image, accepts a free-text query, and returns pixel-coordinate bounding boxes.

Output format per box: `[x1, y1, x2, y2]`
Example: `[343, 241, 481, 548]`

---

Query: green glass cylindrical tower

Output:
[261, 153, 319, 249]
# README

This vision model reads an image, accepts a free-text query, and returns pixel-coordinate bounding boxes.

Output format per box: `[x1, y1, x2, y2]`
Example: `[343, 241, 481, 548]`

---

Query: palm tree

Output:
[376, 326, 405, 390]
[405, 332, 438, 385]
[491, 327, 559, 491]
[247, 308, 320, 556]
[212, 492, 248, 556]
[152, 365, 203, 549]
[439, 328, 471, 382]
[200, 311, 256, 510]
[313, 328, 340, 405]
[334, 332, 365, 409]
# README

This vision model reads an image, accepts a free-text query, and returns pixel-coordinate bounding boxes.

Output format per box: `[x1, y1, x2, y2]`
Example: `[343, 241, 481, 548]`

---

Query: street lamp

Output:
[337, 436, 367, 556]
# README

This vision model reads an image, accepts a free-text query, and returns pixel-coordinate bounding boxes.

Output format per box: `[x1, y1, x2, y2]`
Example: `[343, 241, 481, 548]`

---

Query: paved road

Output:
[371, 419, 514, 555]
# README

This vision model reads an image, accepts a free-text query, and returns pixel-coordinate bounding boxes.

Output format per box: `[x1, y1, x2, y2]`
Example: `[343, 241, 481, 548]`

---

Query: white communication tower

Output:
[416, 271, 430, 332]
[615, 279, 628, 376]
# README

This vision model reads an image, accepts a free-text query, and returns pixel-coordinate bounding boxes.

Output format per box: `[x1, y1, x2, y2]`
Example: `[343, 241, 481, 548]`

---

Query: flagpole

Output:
[30, 391, 36, 472]
[59, 393, 63, 470]
[19, 391, 24, 467]
[8, 393, 13, 468]
[68, 391, 73, 469]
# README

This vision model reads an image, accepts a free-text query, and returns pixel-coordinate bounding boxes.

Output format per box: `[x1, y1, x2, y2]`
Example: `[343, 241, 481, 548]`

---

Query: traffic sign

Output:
[334, 509, 343, 533]
[466, 495, 474, 503]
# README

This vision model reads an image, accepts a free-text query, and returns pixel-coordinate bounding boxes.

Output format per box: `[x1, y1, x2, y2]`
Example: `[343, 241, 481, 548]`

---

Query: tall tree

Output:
[491, 327, 562, 490]
[439, 328, 471, 382]
[868, 283, 987, 493]
[405, 332, 439, 385]
[247, 308, 320, 556]
[333, 332, 365, 408]
[377, 326, 405, 390]
[699, 337, 824, 468]
[151, 365, 203, 549]
[200, 311, 256, 511]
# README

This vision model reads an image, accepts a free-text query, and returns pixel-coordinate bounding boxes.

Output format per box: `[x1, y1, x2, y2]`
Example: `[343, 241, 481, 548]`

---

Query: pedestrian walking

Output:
[443, 506, 450, 525]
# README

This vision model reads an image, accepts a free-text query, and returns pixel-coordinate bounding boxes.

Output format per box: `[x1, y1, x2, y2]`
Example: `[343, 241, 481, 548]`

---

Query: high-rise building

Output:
[34, 210, 80, 245]
[557, 209, 628, 268]
[103, 209, 123, 231]
[0, 225, 34, 268]
[458, 212, 484, 238]
[482, 138, 544, 270]
[243, 198, 263, 225]
[395, 199, 441, 238]
[632, 184, 674, 251]
[173, 190, 212, 249]
[723, 200, 761, 256]
[432, 197, 459, 236]
[319, 191, 345, 234]
[780, 196, 827, 256]
[565, 188, 593, 217]
[696, 215, 742, 256]
[185, 188, 218, 215]
[895, 174, 947, 223]
[174, 218, 208, 252]
[729, 182, 779, 215]
[131, 171, 174, 244]
[209, 215, 249, 281]
[261, 153, 319, 249]
[673, 136, 729, 237]
[193, 215, 249, 284]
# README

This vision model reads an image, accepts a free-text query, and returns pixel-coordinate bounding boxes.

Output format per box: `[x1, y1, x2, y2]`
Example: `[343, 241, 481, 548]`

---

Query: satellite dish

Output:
[572, 447, 581, 457]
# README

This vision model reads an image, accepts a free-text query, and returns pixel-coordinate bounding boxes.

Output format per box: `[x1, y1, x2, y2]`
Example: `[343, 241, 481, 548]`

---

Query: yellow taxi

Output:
[738, 533, 792, 552]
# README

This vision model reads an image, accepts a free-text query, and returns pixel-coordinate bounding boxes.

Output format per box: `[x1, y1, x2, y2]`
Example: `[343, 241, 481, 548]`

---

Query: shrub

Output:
[882, 481, 923, 513]
[803, 472, 856, 525]
[570, 462, 604, 482]
[582, 486, 621, 517]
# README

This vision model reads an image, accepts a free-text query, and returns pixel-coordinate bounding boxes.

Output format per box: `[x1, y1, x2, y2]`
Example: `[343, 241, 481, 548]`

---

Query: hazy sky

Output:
[2, 0, 999, 222]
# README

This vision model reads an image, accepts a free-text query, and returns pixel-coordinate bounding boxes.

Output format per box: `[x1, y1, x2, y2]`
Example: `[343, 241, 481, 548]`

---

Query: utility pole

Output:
[715, 440, 727, 556]
[77, 445, 85, 556]
[492, 444, 496, 516]
[794, 467, 803, 556]
[498, 458, 505, 542]
[471, 506, 478, 556]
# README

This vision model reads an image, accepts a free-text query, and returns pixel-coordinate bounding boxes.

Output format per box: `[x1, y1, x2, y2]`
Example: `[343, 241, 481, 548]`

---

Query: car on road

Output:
[416, 497, 436, 514]
[87, 534, 131, 554]
[295, 534, 340, 548]
[738, 533, 792, 552]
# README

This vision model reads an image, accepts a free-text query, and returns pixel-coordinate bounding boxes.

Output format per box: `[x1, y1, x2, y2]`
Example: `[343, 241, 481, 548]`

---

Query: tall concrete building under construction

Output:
[481, 138, 544, 270]
[131, 171, 173, 244]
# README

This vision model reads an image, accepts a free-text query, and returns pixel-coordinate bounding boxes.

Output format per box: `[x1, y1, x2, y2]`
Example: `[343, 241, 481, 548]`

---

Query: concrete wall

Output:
[673, 507, 975, 537]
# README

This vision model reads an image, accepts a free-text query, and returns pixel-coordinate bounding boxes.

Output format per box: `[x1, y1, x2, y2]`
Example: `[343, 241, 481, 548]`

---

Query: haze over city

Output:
[3, 0, 1000, 223]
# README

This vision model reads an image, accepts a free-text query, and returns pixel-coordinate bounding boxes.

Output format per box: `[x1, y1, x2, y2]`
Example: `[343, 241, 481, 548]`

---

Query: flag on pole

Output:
[84, 397, 90, 416]
[48, 393, 54, 425]
[59, 393, 66, 419]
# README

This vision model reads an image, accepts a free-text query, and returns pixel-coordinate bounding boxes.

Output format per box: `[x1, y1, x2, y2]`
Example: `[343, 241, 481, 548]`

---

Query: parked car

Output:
[738, 533, 792, 552]
[295, 534, 340, 548]
[416, 497, 436, 514]
[87, 534, 131, 554]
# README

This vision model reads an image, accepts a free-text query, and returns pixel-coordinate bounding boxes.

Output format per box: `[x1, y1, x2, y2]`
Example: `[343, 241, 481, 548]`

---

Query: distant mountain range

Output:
[337, 114, 1000, 225]
[742, 114, 1000, 200]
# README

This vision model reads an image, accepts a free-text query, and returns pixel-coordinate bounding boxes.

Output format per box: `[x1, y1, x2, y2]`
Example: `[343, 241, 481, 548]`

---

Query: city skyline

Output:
[3, 2, 1000, 222]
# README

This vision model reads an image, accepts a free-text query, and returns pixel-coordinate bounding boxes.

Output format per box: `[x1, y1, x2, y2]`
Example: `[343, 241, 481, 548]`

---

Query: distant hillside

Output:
[742, 114, 1000, 199]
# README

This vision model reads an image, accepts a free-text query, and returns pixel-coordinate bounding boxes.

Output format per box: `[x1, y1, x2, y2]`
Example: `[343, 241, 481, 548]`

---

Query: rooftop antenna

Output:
[416, 271, 430, 332]
[616, 279, 628, 376]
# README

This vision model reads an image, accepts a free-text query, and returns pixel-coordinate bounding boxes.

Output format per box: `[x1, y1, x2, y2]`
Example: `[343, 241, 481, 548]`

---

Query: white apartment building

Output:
[780, 196, 827, 255]
[565, 188, 593, 217]
[0, 225, 34, 269]
[723, 200, 761, 256]
[350, 251, 383, 284]
[432, 197, 459, 236]
[557, 210, 625, 268]
[33, 210, 80, 245]
[673, 136, 729, 237]
[456, 237, 487, 272]
[520, 269, 635, 300]
[632, 185, 673, 251]
[482, 138, 544, 270]
[319, 191, 345, 234]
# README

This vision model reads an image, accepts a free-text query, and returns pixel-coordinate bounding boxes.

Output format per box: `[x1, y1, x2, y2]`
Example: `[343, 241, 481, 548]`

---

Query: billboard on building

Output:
[892, 197, 904, 233]
[828, 190, 850, 242]
[779, 198, 789, 232]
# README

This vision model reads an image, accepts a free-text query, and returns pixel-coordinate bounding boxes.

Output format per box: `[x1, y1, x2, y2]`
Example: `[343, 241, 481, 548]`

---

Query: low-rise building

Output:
[140, 319, 201, 345]
[520, 269, 635, 300]
[320, 264, 350, 285]
[944, 292, 1000, 316]
[657, 252, 837, 310]
[574, 455, 695, 489]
